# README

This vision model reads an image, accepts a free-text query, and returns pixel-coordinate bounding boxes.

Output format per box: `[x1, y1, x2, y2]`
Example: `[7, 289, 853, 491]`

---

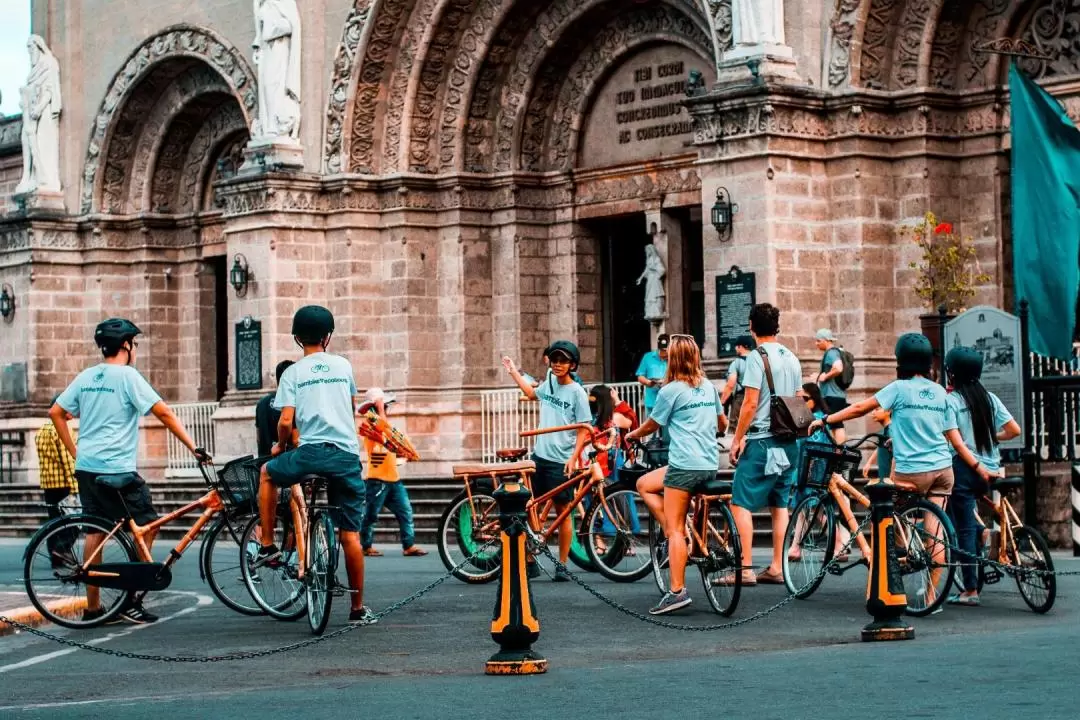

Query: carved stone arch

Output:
[323, 0, 379, 173]
[854, 0, 909, 89]
[177, 103, 248, 213]
[81, 25, 256, 214]
[491, 0, 711, 173]
[890, 0, 940, 89]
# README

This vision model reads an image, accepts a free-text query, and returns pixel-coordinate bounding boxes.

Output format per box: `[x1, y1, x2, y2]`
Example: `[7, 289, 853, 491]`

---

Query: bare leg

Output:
[339, 530, 366, 611]
[636, 467, 666, 524]
[83, 532, 104, 611]
[554, 501, 573, 563]
[924, 496, 946, 599]
[768, 506, 789, 574]
[258, 467, 279, 548]
[834, 491, 853, 554]
[663, 488, 693, 592]
[731, 504, 755, 573]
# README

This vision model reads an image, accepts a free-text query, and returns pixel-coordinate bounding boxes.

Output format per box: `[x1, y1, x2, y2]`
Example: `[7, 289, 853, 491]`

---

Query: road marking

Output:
[0, 685, 281, 712]
[0, 590, 212, 674]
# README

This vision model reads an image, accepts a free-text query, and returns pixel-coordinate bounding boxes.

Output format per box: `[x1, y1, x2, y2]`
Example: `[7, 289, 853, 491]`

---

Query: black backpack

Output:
[836, 347, 856, 390]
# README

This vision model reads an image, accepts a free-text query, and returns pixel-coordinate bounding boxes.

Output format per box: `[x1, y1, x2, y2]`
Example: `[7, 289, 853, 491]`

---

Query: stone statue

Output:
[637, 244, 667, 322]
[732, 0, 786, 47]
[252, 0, 302, 140]
[16, 35, 62, 195]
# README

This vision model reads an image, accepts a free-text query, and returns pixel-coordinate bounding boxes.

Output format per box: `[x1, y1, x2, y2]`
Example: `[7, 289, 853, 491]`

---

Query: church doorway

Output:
[594, 214, 652, 383]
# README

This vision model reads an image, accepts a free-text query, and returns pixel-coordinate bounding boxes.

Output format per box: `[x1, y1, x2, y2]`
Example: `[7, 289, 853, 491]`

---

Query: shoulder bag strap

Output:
[756, 347, 776, 396]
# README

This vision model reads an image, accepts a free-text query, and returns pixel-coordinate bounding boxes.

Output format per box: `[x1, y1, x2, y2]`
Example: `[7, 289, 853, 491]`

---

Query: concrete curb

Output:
[0, 597, 88, 637]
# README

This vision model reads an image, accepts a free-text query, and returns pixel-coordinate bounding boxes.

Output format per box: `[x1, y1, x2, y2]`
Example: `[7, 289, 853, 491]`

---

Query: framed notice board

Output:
[715, 266, 756, 357]
[235, 316, 263, 391]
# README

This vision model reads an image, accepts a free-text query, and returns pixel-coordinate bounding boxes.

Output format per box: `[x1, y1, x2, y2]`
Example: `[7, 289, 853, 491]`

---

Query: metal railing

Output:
[1029, 345, 1080, 462]
[166, 402, 219, 471]
[0, 431, 25, 484]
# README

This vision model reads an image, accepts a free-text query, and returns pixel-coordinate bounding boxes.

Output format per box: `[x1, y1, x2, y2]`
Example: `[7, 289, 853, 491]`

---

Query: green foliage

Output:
[901, 211, 991, 314]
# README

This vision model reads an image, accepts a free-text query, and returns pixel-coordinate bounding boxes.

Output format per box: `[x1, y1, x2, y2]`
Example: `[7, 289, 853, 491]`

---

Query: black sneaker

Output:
[254, 544, 284, 570]
[552, 566, 572, 583]
[81, 607, 107, 623]
[526, 562, 541, 580]
[118, 602, 159, 624]
[348, 606, 378, 626]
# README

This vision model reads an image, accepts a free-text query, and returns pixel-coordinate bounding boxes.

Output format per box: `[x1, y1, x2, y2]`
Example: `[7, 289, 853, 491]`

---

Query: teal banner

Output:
[1010, 63, 1080, 359]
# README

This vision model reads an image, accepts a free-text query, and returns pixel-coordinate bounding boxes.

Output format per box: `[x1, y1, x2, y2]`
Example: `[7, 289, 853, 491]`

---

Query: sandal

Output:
[713, 570, 757, 586]
[364, 547, 383, 557]
[402, 546, 428, 557]
[756, 568, 784, 584]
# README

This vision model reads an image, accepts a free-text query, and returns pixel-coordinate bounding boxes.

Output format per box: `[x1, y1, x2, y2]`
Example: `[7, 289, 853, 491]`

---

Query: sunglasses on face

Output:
[549, 356, 572, 366]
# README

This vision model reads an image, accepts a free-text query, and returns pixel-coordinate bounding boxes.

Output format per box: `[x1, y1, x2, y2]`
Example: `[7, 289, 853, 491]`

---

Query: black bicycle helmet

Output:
[94, 318, 141, 347]
[291, 305, 335, 344]
[945, 346, 983, 383]
[895, 333, 933, 377]
[545, 339, 580, 367]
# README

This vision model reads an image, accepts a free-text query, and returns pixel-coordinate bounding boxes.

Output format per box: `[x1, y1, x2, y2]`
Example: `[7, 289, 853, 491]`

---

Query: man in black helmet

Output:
[255, 305, 376, 625]
[50, 318, 210, 625]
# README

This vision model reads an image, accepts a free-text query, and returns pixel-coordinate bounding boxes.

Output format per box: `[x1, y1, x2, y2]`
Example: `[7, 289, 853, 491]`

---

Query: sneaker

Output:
[526, 562, 541, 580]
[348, 606, 378, 626]
[254, 544, 283, 570]
[947, 593, 981, 607]
[649, 588, 692, 615]
[118, 602, 159, 625]
[81, 607, 107, 623]
[552, 566, 572, 583]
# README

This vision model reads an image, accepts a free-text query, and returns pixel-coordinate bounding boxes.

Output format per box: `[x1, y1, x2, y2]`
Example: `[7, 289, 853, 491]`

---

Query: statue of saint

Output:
[16, 36, 62, 194]
[252, 0, 302, 140]
[732, 0, 786, 48]
[638, 244, 667, 322]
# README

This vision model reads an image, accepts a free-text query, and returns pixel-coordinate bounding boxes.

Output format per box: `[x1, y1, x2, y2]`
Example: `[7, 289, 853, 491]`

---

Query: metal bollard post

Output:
[862, 480, 915, 642]
[485, 480, 547, 675]
[1072, 465, 1080, 557]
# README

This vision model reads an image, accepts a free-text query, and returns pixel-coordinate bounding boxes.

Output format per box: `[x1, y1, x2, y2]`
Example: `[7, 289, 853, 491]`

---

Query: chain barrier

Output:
[0, 537, 499, 663]
[524, 516, 871, 632]
[945, 540, 1080, 578]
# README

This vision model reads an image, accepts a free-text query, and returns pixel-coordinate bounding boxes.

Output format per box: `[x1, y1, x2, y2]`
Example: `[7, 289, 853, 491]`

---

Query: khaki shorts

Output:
[894, 468, 954, 496]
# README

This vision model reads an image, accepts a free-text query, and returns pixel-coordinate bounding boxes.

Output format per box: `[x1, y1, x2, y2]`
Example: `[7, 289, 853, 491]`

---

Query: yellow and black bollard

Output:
[862, 480, 915, 642]
[485, 480, 547, 675]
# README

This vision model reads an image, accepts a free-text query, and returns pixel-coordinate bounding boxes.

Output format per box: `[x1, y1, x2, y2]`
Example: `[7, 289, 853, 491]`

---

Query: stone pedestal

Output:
[716, 48, 801, 87]
[239, 137, 304, 174]
[14, 189, 65, 213]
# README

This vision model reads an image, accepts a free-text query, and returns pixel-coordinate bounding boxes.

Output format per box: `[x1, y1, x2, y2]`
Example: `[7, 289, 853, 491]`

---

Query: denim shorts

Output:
[531, 455, 574, 503]
[663, 468, 715, 493]
[266, 443, 367, 532]
[75, 471, 157, 525]
[733, 437, 799, 511]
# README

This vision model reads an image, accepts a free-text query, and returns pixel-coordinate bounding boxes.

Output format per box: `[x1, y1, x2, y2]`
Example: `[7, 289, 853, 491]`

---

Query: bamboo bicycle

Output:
[437, 424, 651, 583]
[23, 454, 266, 628]
[950, 476, 1056, 613]
[782, 432, 957, 617]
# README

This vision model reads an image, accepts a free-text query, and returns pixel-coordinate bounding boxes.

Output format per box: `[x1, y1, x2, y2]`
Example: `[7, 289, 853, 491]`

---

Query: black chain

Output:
[0, 539, 497, 663]
[524, 516, 870, 632]
[946, 541, 1080, 578]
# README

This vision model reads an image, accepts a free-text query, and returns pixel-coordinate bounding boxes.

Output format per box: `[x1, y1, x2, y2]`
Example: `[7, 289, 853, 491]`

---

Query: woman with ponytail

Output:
[944, 347, 1022, 606]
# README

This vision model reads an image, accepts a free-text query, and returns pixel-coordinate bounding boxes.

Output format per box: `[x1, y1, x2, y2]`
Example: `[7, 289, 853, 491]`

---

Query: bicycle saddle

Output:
[496, 448, 528, 461]
[698, 477, 732, 496]
[299, 473, 327, 484]
[991, 476, 1024, 492]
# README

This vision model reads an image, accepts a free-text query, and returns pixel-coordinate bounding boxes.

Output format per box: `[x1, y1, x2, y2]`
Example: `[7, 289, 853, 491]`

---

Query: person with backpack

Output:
[814, 329, 854, 426]
[720, 335, 754, 433]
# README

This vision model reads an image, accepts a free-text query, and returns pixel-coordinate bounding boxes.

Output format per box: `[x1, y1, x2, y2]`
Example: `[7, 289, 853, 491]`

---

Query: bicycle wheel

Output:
[239, 515, 305, 620]
[1012, 526, 1056, 613]
[649, 515, 670, 594]
[782, 494, 836, 599]
[437, 490, 501, 583]
[200, 514, 264, 616]
[568, 504, 593, 571]
[306, 511, 335, 635]
[894, 500, 954, 617]
[23, 515, 136, 629]
[583, 488, 651, 582]
[700, 502, 742, 616]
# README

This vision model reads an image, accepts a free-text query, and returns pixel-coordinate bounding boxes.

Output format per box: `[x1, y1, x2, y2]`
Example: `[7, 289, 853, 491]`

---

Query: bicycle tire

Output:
[700, 501, 742, 616]
[782, 494, 836, 599]
[895, 499, 954, 617]
[200, 515, 265, 616]
[582, 488, 651, 582]
[567, 504, 593, 571]
[648, 515, 673, 594]
[306, 511, 335, 635]
[437, 490, 501, 584]
[23, 515, 136, 629]
[239, 515, 306, 620]
[1012, 526, 1056, 613]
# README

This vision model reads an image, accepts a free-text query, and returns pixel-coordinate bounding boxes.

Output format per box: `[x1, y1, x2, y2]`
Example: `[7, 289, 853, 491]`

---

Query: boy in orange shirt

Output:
[358, 388, 426, 557]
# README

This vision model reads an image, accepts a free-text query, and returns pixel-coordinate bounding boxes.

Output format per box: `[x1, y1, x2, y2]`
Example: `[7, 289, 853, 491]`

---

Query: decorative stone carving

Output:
[639, 243, 667, 322]
[574, 167, 701, 206]
[178, 105, 248, 213]
[858, 0, 901, 89]
[323, 0, 375, 173]
[81, 26, 257, 214]
[0, 117, 22, 152]
[1020, 0, 1080, 80]
[16, 36, 63, 196]
[252, 0, 302, 140]
[827, 1, 863, 88]
[892, 0, 934, 88]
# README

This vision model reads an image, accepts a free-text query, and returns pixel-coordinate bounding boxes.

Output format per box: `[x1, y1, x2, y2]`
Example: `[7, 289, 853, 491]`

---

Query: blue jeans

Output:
[360, 481, 416, 549]
[947, 457, 985, 592]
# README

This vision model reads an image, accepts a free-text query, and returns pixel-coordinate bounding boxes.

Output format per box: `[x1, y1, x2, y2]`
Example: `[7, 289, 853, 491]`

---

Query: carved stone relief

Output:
[177, 104, 247, 213]
[858, 0, 903, 89]
[1019, 0, 1080, 79]
[323, 0, 375, 173]
[892, 0, 935, 88]
[827, 1, 862, 88]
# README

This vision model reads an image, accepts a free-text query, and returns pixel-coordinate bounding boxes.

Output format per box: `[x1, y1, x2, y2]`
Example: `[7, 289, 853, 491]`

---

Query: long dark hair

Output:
[951, 377, 996, 455]
[801, 382, 826, 413]
[589, 384, 615, 429]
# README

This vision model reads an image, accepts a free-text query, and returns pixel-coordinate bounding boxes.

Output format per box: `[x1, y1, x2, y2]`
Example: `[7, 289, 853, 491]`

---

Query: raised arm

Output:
[502, 356, 537, 400]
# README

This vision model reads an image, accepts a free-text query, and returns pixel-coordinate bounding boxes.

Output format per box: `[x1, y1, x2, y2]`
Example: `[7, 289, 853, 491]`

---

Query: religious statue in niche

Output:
[16, 35, 62, 195]
[252, 0, 302, 140]
[731, 0, 785, 47]
[638, 244, 667, 322]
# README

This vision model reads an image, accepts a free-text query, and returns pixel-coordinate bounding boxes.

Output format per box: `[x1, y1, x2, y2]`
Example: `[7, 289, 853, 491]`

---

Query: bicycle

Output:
[782, 431, 957, 617]
[239, 474, 340, 635]
[23, 453, 266, 628]
[950, 476, 1055, 613]
[646, 469, 742, 616]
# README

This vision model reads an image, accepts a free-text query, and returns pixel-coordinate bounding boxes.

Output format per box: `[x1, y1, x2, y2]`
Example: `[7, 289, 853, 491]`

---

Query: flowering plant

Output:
[902, 211, 990, 314]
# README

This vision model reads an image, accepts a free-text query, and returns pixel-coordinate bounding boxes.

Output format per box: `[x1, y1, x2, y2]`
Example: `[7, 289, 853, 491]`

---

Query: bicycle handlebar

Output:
[519, 423, 592, 438]
[817, 423, 885, 451]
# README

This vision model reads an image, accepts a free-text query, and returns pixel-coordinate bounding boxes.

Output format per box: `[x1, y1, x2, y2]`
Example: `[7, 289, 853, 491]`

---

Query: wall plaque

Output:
[235, 316, 263, 391]
[716, 266, 755, 357]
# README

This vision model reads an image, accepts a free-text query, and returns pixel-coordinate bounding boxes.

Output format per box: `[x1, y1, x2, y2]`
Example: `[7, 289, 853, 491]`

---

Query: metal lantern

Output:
[230, 254, 249, 297]
[0, 284, 14, 320]
[711, 187, 737, 242]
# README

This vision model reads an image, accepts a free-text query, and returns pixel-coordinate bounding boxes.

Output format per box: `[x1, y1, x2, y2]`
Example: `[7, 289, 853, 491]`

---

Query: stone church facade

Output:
[1, 0, 1078, 474]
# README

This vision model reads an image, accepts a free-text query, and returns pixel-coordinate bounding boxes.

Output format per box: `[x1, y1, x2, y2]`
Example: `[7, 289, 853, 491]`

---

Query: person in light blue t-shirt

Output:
[50, 318, 208, 626]
[943, 347, 1021, 606]
[636, 335, 669, 419]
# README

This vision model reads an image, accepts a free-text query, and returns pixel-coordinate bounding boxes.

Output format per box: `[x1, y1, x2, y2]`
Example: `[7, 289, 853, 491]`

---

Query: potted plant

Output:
[901, 211, 991, 375]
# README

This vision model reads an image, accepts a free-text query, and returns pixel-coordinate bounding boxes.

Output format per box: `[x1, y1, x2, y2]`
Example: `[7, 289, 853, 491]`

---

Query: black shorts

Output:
[531, 456, 574, 504]
[823, 396, 849, 428]
[75, 470, 158, 525]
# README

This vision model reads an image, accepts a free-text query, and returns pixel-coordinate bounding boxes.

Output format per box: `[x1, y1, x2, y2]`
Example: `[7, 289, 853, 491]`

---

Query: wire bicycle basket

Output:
[797, 442, 863, 489]
[212, 455, 262, 512]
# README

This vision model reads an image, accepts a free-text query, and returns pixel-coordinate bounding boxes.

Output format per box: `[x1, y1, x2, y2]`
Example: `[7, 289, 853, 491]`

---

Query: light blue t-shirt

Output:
[742, 343, 803, 440]
[274, 352, 359, 456]
[726, 356, 747, 392]
[56, 364, 162, 474]
[819, 347, 847, 400]
[533, 379, 591, 463]
[874, 377, 956, 474]
[650, 380, 721, 471]
[636, 351, 668, 408]
[946, 391, 1014, 472]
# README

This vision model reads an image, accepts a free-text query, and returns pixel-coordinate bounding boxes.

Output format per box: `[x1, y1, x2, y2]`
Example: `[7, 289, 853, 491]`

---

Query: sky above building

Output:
[0, 1, 31, 117]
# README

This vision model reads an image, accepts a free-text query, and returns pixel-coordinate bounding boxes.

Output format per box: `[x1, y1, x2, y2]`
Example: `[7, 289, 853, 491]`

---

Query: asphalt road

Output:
[1, 538, 1078, 719]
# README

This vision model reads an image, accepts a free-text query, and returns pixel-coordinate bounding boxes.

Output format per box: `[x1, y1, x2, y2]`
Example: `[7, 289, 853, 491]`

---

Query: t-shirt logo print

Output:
[691, 386, 705, 396]
[93, 371, 105, 383]
[311, 363, 331, 374]
[918, 388, 935, 400]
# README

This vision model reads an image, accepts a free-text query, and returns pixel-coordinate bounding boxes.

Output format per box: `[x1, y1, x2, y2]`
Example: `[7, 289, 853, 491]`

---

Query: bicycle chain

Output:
[0, 538, 498, 663]
[524, 517, 870, 632]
